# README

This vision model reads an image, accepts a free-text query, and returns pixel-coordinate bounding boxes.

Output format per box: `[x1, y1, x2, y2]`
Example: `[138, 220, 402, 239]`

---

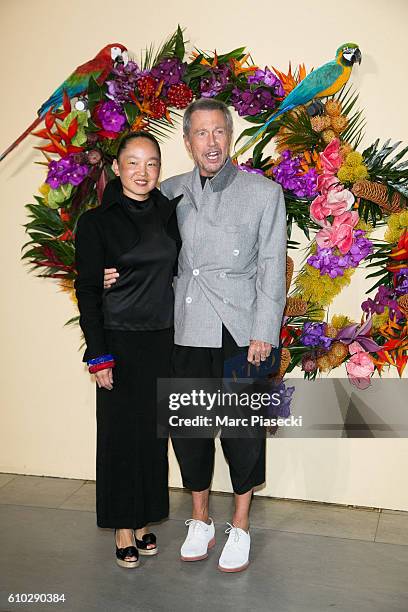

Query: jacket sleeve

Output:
[250, 183, 287, 347]
[74, 212, 107, 362]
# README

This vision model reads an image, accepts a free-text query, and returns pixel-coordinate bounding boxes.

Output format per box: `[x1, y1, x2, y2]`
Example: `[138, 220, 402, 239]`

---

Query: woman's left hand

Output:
[95, 367, 114, 390]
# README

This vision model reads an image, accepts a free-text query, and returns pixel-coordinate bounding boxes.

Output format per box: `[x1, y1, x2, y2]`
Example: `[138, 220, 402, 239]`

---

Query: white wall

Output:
[1, 0, 407, 510]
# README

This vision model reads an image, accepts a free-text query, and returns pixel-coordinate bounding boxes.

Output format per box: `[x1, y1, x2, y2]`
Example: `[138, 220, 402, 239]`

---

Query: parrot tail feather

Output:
[0, 116, 43, 163]
[232, 105, 294, 160]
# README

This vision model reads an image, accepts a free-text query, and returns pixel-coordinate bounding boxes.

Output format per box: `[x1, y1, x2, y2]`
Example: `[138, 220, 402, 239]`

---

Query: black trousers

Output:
[171, 326, 266, 495]
[96, 327, 172, 529]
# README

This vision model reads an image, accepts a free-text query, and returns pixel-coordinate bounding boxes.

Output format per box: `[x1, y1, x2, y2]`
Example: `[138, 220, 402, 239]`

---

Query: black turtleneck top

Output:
[74, 180, 181, 361]
[102, 191, 178, 332]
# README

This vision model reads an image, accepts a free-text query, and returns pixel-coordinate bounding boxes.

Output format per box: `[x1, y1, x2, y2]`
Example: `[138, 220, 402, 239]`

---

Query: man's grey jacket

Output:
[160, 158, 287, 348]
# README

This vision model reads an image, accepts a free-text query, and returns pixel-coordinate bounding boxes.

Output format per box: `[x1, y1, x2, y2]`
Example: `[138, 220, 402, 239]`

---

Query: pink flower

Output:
[320, 138, 342, 174]
[346, 341, 374, 389]
[310, 186, 355, 227]
[316, 210, 359, 254]
[317, 172, 339, 194]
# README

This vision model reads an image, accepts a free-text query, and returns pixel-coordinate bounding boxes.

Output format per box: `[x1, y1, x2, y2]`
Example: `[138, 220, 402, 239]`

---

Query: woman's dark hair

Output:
[116, 131, 161, 160]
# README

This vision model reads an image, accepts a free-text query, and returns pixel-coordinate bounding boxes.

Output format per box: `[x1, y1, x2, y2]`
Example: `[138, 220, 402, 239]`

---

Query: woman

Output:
[74, 132, 181, 568]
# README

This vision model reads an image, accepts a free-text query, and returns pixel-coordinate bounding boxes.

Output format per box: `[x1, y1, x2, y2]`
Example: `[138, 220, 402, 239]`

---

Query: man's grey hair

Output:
[183, 98, 233, 137]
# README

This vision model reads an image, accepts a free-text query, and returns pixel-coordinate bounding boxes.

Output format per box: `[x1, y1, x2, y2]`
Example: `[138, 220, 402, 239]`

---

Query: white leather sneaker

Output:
[218, 523, 250, 572]
[180, 518, 216, 561]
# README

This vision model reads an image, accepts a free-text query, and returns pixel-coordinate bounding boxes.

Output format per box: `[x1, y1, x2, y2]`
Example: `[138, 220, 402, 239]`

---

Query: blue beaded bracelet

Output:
[87, 354, 114, 366]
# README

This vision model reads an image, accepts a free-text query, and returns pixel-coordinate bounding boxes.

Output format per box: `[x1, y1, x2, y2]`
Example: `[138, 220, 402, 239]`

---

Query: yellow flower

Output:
[384, 211, 408, 242]
[39, 183, 50, 204]
[59, 280, 78, 305]
[345, 151, 364, 167]
[330, 314, 355, 329]
[355, 219, 372, 234]
[399, 210, 408, 226]
[295, 265, 353, 307]
[337, 166, 355, 183]
[353, 164, 369, 180]
[372, 309, 390, 331]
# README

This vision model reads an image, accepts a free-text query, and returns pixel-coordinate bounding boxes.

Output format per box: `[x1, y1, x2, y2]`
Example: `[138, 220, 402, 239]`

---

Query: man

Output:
[104, 98, 287, 572]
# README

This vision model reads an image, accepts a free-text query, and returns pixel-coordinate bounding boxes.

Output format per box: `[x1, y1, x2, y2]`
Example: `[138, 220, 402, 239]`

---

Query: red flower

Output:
[167, 83, 193, 109]
[150, 98, 168, 119]
[137, 75, 159, 98]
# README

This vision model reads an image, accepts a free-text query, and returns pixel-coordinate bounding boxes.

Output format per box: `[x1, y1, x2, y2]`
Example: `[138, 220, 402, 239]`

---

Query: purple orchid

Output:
[106, 61, 141, 104]
[395, 268, 408, 296]
[336, 318, 381, 352]
[200, 64, 232, 98]
[361, 285, 403, 321]
[46, 154, 90, 189]
[273, 150, 318, 198]
[307, 230, 373, 277]
[248, 67, 284, 97]
[300, 322, 333, 349]
[238, 161, 265, 175]
[97, 101, 126, 133]
[231, 86, 277, 116]
[150, 58, 186, 91]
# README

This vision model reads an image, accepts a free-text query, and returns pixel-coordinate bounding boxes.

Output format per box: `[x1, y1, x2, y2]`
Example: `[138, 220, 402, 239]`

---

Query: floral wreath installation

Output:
[3, 27, 408, 399]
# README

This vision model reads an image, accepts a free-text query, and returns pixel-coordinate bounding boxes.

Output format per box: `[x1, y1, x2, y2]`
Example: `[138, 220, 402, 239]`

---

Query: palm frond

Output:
[141, 27, 185, 70]
[362, 139, 408, 199]
[332, 86, 366, 148]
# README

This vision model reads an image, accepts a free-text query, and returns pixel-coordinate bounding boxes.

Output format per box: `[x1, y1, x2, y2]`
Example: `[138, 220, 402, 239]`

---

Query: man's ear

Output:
[183, 134, 192, 157]
[112, 159, 120, 176]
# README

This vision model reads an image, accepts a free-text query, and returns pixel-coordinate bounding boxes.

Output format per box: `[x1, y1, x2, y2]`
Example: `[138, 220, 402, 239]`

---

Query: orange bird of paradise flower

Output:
[386, 230, 408, 273]
[372, 316, 408, 376]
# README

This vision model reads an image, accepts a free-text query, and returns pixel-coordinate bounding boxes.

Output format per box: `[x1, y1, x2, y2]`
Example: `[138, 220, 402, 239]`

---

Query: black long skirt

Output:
[95, 327, 173, 529]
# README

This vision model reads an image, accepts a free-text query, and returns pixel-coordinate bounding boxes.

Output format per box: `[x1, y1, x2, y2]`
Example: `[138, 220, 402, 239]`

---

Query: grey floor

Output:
[0, 474, 407, 612]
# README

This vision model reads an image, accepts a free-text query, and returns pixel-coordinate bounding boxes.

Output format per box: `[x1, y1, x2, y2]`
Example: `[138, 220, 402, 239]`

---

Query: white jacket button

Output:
[219, 272, 226, 278]
[223, 297, 229, 304]
[186, 297, 192, 304]
[233, 249, 240, 256]
[192, 269, 199, 276]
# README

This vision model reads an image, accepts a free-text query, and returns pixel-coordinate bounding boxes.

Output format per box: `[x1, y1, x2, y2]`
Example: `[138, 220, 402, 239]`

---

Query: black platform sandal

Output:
[135, 532, 158, 556]
[115, 529, 140, 568]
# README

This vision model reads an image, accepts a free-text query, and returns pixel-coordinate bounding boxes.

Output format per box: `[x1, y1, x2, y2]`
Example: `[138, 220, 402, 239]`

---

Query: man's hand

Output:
[95, 367, 114, 390]
[247, 340, 272, 366]
[104, 268, 119, 289]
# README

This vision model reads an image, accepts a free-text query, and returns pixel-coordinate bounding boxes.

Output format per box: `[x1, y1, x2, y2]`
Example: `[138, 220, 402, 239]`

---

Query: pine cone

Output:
[284, 297, 307, 317]
[352, 180, 407, 213]
[286, 256, 294, 292]
[397, 294, 408, 316]
[271, 348, 291, 380]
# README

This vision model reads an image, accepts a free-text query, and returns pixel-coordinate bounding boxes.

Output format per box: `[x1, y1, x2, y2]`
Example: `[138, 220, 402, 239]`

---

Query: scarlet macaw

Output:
[0, 43, 128, 162]
[234, 43, 362, 159]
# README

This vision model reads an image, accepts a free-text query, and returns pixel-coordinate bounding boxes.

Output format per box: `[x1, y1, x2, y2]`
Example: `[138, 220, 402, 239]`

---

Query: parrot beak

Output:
[111, 47, 129, 66]
[353, 48, 362, 65]
[119, 51, 129, 66]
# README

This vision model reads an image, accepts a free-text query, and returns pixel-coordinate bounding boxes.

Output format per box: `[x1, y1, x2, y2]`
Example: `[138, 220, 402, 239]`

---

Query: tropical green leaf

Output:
[174, 25, 185, 61]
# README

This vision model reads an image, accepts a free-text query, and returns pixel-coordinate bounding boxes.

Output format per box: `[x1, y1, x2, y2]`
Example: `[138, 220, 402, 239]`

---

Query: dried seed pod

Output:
[286, 256, 294, 292]
[284, 297, 308, 317]
[322, 129, 337, 144]
[397, 294, 408, 316]
[330, 115, 348, 133]
[352, 180, 407, 213]
[325, 99, 342, 117]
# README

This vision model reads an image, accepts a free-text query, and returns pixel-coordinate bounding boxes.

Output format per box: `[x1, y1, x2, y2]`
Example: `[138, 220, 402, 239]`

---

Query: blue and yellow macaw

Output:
[0, 43, 128, 162]
[233, 42, 362, 159]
